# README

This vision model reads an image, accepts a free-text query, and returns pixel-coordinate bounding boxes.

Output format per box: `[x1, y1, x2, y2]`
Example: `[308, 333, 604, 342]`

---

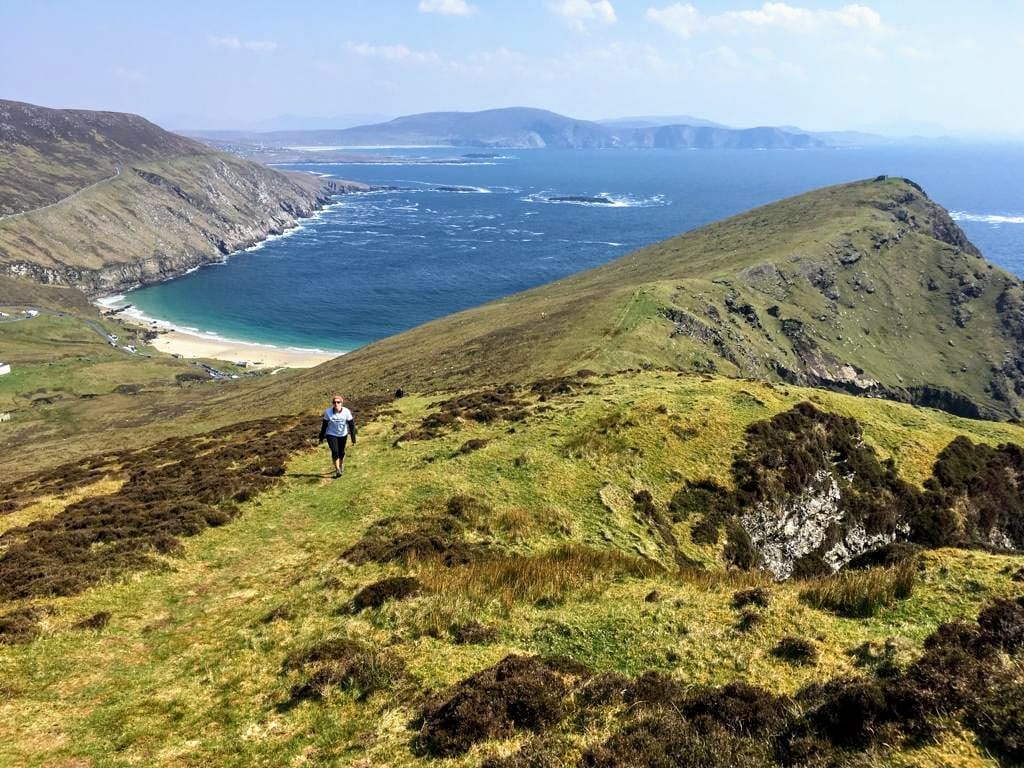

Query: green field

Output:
[2, 371, 1022, 767]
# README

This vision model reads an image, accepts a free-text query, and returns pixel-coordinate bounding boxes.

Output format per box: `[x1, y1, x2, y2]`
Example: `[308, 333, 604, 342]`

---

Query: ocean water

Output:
[120, 145, 1024, 352]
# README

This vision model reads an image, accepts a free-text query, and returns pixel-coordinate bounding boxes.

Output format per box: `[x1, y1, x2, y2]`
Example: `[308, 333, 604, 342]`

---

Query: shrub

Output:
[283, 636, 404, 703]
[736, 610, 764, 633]
[350, 576, 421, 612]
[667, 480, 732, 523]
[772, 636, 818, 665]
[446, 494, 492, 523]
[72, 611, 111, 631]
[458, 438, 489, 454]
[732, 587, 771, 609]
[341, 514, 485, 567]
[0, 607, 40, 645]
[799, 562, 916, 618]
[723, 521, 759, 570]
[804, 677, 891, 749]
[450, 619, 498, 645]
[680, 682, 794, 737]
[582, 712, 774, 768]
[977, 597, 1024, 651]
[969, 678, 1024, 764]
[416, 655, 569, 757]
[845, 542, 921, 570]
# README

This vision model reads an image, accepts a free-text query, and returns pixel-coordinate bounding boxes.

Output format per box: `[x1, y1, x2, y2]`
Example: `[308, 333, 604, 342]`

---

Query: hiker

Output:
[318, 394, 356, 478]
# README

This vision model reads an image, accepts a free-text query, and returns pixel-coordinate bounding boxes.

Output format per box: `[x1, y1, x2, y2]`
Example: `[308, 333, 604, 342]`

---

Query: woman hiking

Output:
[318, 394, 356, 478]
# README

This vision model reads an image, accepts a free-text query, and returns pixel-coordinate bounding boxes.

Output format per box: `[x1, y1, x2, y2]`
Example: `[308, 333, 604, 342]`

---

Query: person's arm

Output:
[318, 418, 328, 442]
[347, 416, 356, 444]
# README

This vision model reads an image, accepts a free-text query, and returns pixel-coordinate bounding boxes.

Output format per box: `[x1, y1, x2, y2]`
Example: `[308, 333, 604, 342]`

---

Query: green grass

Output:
[1, 370, 1021, 766]
[0, 289, 269, 479]
[258, 177, 1024, 425]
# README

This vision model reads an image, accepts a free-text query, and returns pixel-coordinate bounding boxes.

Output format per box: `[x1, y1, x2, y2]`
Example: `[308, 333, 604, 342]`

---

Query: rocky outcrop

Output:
[740, 469, 907, 580]
[0, 153, 358, 296]
[674, 404, 1024, 580]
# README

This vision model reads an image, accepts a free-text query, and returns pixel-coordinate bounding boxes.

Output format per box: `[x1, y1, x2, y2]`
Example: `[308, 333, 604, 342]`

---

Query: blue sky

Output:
[2, 1, 1021, 135]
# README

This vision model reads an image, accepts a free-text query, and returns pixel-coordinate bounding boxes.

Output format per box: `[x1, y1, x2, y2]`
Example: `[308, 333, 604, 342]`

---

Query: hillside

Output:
[2, 370, 1024, 766]
[0, 100, 340, 294]
[199, 107, 824, 150]
[2, 169, 1024, 766]
[0, 99, 202, 215]
[264, 177, 1024, 422]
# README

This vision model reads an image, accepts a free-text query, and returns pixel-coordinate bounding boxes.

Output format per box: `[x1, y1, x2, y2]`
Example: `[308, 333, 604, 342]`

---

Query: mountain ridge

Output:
[0, 100, 353, 295]
[187, 106, 826, 150]
[252, 176, 1024, 423]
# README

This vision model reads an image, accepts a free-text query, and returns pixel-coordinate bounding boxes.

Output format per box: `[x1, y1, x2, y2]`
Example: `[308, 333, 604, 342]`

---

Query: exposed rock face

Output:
[0, 100, 375, 296]
[674, 404, 1024, 580]
[739, 470, 906, 580]
[651, 178, 1024, 420]
[0, 153, 345, 296]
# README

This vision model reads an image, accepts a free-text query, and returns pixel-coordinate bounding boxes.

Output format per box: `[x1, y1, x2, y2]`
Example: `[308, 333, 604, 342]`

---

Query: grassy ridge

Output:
[1, 371, 1022, 765]
[262, 177, 1024, 422]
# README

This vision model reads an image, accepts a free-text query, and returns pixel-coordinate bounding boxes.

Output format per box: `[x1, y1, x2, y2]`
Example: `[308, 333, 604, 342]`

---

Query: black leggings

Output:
[326, 435, 347, 461]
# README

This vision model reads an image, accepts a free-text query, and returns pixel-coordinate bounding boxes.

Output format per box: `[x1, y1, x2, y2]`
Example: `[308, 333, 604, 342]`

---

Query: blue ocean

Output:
[121, 146, 1024, 352]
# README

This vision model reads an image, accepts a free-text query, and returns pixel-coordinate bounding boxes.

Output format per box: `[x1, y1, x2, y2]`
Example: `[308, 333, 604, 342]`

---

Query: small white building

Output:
[0, 362, 11, 376]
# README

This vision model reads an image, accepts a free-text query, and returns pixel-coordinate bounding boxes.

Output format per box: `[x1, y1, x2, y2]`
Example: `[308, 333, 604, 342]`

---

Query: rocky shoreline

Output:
[0, 153, 371, 297]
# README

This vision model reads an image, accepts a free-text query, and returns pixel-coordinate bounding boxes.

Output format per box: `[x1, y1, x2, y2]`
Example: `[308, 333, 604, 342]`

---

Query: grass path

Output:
[2, 372, 1022, 766]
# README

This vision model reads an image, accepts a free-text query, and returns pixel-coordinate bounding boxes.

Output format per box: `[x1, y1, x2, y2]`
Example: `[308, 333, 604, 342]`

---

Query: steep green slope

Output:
[0, 100, 334, 294]
[2, 371, 1022, 766]
[0, 99, 202, 215]
[272, 177, 1024, 421]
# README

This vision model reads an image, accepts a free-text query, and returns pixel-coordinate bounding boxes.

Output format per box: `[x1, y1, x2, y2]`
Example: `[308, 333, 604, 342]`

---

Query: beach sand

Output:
[146, 329, 339, 369]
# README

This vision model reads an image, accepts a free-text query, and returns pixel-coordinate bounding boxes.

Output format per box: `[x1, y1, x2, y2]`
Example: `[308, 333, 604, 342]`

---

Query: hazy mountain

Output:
[598, 114, 728, 129]
[186, 107, 825, 151]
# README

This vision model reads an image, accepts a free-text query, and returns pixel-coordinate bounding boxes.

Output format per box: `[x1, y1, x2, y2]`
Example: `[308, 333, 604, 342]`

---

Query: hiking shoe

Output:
[334, 469, 342, 479]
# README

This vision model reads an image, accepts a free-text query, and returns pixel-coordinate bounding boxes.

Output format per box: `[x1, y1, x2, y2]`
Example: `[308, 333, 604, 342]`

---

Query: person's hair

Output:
[331, 393, 344, 401]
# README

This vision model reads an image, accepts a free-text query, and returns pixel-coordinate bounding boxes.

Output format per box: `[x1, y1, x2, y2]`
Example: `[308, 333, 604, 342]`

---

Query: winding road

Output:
[0, 166, 121, 222]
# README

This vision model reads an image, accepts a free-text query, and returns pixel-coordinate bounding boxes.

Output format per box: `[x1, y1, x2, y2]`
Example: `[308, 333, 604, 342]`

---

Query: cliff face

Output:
[0, 154, 340, 295]
[0, 99, 357, 295]
[0, 99, 206, 216]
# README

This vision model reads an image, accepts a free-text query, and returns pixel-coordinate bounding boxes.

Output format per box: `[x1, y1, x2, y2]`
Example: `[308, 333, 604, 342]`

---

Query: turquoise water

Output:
[122, 146, 1024, 352]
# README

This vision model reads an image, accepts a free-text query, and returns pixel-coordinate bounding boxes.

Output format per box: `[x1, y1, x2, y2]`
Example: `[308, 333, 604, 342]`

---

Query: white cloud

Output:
[347, 42, 440, 64]
[112, 66, 146, 82]
[417, 0, 477, 16]
[208, 34, 277, 53]
[647, 2, 883, 37]
[554, 0, 617, 31]
[645, 3, 702, 38]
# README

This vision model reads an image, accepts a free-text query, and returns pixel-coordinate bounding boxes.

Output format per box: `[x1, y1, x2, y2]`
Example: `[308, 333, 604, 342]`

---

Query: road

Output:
[0, 166, 121, 222]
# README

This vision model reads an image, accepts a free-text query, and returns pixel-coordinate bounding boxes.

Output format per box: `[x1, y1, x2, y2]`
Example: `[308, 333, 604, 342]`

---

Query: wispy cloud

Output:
[645, 3, 701, 38]
[553, 0, 617, 31]
[208, 34, 278, 53]
[647, 2, 883, 37]
[418, 0, 477, 15]
[347, 42, 441, 64]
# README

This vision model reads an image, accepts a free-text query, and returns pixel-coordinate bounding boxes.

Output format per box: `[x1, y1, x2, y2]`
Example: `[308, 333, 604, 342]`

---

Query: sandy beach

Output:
[144, 329, 339, 369]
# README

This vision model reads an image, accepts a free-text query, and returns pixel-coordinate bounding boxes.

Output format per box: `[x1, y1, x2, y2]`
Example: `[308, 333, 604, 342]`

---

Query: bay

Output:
[122, 145, 1024, 352]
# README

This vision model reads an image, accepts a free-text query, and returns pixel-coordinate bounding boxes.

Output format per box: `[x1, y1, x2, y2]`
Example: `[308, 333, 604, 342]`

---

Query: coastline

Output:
[98, 297, 344, 368]
[93, 194, 354, 369]
[145, 328, 340, 369]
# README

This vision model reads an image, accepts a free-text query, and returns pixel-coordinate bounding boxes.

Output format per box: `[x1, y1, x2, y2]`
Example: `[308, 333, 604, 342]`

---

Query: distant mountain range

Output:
[185, 107, 888, 151]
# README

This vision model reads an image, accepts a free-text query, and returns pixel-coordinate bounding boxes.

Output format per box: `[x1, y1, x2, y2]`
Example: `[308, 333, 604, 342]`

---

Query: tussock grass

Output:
[417, 544, 661, 610]
[800, 562, 917, 618]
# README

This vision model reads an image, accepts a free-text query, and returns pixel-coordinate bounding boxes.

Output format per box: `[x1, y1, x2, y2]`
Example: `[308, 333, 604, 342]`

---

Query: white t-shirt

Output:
[323, 406, 353, 437]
